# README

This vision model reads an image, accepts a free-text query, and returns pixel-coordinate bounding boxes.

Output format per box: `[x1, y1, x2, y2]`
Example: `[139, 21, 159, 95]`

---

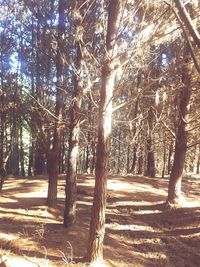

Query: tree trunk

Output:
[196, 144, 200, 174]
[130, 145, 137, 173]
[28, 135, 35, 176]
[129, 100, 139, 173]
[0, 113, 5, 193]
[167, 45, 192, 205]
[162, 144, 166, 178]
[85, 143, 90, 173]
[167, 141, 173, 175]
[63, 41, 83, 226]
[19, 117, 25, 177]
[174, 0, 200, 48]
[0, 115, 4, 179]
[91, 140, 96, 174]
[35, 138, 46, 175]
[86, 0, 123, 263]
[137, 154, 143, 174]
[117, 128, 121, 174]
[146, 107, 156, 177]
[126, 145, 130, 173]
[47, 0, 65, 207]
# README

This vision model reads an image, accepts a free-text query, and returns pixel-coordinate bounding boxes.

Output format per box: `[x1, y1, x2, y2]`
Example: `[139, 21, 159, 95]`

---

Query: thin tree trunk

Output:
[85, 143, 90, 173]
[0, 114, 4, 178]
[0, 52, 5, 179]
[167, 141, 173, 175]
[137, 154, 143, 174]
[129, 100, 139, 173]
[196, 144, 200, 174]
[162, 144, 166, 178]
[126, 145, 130, 173]
[146, 107, 156, 177]
[91, 140, 95, 174]
[117, 128, 121, 174]
[130, 145, 137, 173]
[47, 0, 65, 207]
[19, 118, 25, 177]
[86, 0, 123, 263]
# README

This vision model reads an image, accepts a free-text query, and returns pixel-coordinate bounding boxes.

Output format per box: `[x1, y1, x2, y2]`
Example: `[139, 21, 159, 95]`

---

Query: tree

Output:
[86, 0, 124, 263]
[47, 0, 65, 207]
[167, 43, 193, 205]
[63, 0, 86, 226]
[174, 0, 200, 48]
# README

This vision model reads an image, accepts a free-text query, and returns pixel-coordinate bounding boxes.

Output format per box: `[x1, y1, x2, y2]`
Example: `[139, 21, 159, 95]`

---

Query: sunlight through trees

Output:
[0, 0, 200, 266]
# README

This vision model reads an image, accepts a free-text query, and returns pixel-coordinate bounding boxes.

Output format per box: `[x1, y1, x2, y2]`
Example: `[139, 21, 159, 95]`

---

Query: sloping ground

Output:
[0, 174, 200, 266]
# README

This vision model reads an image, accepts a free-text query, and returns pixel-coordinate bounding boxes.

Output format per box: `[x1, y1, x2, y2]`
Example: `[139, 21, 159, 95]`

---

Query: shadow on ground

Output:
[0, 174, 200, 266]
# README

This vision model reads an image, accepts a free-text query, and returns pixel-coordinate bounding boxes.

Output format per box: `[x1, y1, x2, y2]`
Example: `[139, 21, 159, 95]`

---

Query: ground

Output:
[0, 174, 200, 267]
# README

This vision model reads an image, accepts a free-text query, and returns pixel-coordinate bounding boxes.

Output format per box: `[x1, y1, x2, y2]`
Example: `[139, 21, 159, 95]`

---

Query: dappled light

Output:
[1, 174, 200, 266]
[0, 0, 200, 265]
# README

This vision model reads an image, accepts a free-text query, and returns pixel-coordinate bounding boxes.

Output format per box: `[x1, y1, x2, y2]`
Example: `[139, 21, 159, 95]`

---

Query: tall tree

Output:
[167, 43, 193, 205]
[64, 0, 85, 227]
[47, 0, 65, 207]
[86, 0, 123, 263]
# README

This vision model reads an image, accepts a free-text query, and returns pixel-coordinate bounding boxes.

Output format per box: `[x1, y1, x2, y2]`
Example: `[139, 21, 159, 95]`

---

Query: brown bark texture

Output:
[63, 45, 83, 225]
[146, 107, 156, 178]
[63, 3, 83, 226]
[174, 0, 200, 48]
[86, 0, 123, 263]
[167, 45, 192, 205]
[47, 0, 65, 207]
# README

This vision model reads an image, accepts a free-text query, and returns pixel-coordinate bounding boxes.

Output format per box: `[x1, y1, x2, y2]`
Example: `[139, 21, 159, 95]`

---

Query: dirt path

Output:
[0, 174, 200, 266]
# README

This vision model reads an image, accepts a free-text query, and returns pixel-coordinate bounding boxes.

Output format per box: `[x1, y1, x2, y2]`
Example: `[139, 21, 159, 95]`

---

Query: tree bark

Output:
[130, 145, 137, 173]
[146, 107, 156, 177]
[167, 45, 192, 205]
[126, 145, 130, 173]
[63, 40, 83, 226]
[47, 0, 65, 207]
[19, 118, 25, 177]
[196, 144, 200, 174]
[162, 143, 166, 178]
[174, 0, 200, 48]
[167, 141, 173, 175]
[86, 0, 123, 263]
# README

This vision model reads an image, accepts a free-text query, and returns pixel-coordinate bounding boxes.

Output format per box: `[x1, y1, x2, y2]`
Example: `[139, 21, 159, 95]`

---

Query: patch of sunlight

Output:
[132, 182, 167, 195]
[143, 252, 167, 260]
[57, 192, 65, 198]
[78, 200, 92, 206]
[11, 234, 42, 253]
[107, 179, 167, 196]
[0, 207, 58, 223]
[0, 233, 18, 241]
[108, 200, 152, 208]
[134, 210, 163, 215]
[108, 200, 134, 206]
[90, 260, 111, 267]
[106, 223, 161, 233]
[0, 196, 18, 203]
[14, 191, 47, 198]
[1, 255, 54, 267]
[107, 180, 135, 191]
[184, 198, 200, 207]
[79, 180, 95, 187]
[132, 238, 162, 245]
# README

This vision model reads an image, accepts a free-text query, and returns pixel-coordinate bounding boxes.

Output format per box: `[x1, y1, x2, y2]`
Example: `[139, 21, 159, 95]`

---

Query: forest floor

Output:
[0, 174, 200, 267]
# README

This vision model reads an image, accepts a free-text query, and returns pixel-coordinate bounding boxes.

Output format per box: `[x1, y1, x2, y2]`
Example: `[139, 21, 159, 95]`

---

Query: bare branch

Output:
[174, 0, 200, 48]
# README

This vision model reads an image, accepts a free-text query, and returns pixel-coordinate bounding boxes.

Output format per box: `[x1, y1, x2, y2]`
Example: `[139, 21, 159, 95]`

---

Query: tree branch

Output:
[174, 0, 200, 48]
